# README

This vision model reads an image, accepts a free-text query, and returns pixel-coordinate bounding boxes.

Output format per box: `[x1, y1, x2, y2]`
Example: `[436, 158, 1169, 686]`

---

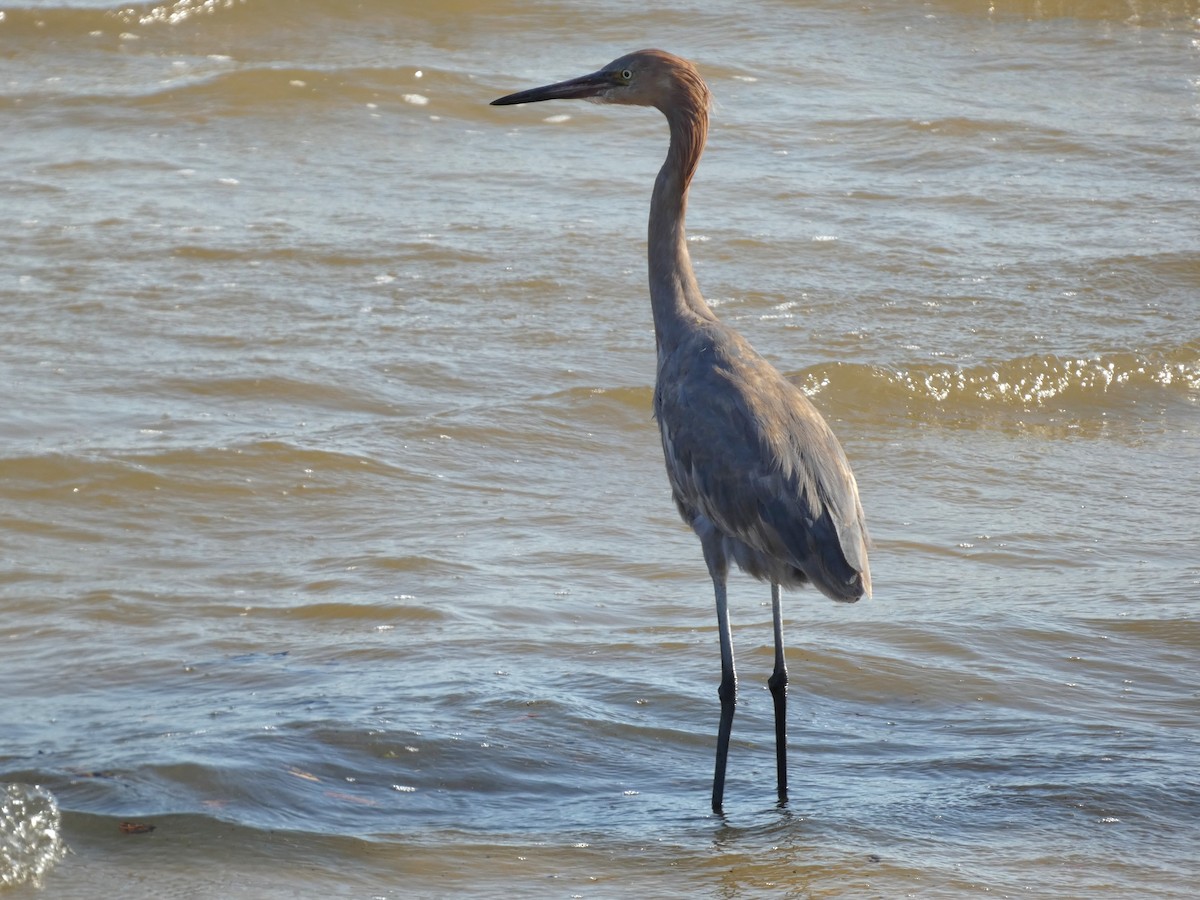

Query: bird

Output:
[492, 49, 871, 815]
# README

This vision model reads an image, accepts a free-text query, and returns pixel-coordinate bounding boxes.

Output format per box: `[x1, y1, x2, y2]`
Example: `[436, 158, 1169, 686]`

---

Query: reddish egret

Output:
[492, 50, 871, 815]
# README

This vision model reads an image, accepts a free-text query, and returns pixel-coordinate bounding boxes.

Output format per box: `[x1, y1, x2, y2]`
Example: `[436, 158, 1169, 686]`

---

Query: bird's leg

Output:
[713, 574, 736, 816]
[702, 535, 735, 816]
[768, 581, 788, 807]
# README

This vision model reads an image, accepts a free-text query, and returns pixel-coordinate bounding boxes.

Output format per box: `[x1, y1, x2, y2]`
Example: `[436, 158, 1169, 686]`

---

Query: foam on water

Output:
[0, 784, 66, 888]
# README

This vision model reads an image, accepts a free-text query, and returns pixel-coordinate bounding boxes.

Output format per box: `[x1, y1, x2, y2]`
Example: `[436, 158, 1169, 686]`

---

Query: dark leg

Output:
[767, 581, 788, 806]
[713, 582, 736, 815]
[702, 534, 735, 815]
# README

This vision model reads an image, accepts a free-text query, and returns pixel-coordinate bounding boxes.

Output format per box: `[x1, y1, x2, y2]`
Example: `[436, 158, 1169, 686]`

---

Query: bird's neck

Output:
[648, 102, 716, 356]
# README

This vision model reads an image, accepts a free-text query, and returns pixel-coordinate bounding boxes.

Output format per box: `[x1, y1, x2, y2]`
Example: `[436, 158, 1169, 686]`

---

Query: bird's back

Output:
[653, 320, 870, 602]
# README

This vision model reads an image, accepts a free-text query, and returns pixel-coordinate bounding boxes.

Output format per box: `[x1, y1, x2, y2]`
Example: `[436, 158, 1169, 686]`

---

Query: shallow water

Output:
[2, 0, 1198, 896]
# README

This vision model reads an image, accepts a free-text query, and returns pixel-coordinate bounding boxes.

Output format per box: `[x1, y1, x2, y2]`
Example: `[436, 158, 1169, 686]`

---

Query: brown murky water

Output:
[2, 0, 1198, 896]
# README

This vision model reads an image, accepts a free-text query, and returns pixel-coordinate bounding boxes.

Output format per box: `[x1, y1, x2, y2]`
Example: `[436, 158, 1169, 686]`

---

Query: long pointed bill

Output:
[490, 70, 611, 106]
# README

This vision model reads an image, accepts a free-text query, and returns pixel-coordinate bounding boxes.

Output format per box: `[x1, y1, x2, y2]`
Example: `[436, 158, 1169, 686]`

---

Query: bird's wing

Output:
[656, 328, 870, 599]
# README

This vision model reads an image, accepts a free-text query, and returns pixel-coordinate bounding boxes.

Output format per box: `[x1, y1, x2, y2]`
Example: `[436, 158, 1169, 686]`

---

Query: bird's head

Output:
[491, 49, 711, 118]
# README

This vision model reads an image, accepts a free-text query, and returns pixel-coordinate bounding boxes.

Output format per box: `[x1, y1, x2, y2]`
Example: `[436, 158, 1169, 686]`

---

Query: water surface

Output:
[2, 0, 1198, 896]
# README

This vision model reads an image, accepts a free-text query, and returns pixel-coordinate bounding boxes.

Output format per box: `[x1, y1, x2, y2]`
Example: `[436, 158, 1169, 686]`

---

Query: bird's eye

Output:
[620, 69, 633, 83]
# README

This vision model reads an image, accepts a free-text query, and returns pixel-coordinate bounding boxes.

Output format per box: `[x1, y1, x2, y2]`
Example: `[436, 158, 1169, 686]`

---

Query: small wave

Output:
[0, 0, 249, 37]
[967, 0, 1200, 27]
[129, 66, 421, 112]
[0, 784, 66, 888]
[801, 347, 1199, 427]
[895, 351, 1197, 407]
[267, 598, 448, 623]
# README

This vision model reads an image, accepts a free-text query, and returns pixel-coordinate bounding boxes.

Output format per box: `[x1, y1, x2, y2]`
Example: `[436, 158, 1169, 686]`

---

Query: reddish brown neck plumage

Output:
[646, 56, 715, 354]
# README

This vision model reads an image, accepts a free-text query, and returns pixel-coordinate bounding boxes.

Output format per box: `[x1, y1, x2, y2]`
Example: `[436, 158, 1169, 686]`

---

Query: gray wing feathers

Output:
[656, 327, 871, 601]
